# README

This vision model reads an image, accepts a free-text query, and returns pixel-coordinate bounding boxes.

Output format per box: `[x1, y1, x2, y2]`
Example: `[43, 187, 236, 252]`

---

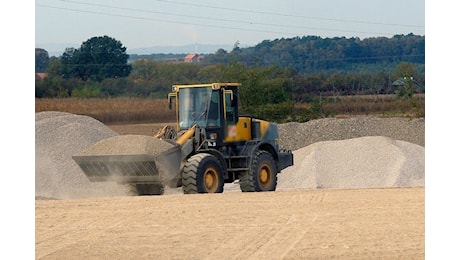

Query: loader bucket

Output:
[72, 135, 182, 187]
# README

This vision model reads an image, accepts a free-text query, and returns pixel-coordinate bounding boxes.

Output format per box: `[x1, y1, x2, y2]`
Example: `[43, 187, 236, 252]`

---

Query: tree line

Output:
[127, 34, 425, 76]
[36, 34, 424, 120]
[203, 34, 424, 74]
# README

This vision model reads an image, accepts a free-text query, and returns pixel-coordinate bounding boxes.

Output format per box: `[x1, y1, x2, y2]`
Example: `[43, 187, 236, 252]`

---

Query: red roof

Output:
[35, 73, 48, 80]
[184, 53, 198, 63]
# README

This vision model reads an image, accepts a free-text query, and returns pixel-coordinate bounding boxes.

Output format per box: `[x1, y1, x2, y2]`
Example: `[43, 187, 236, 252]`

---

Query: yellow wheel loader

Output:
[72, 83, 293, 195]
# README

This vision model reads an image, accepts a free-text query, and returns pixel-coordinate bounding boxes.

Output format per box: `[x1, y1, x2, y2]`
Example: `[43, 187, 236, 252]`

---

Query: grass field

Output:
[35, 94, 424, 124]
[319, 93, 424, 118]
[35, 97, 176, 124]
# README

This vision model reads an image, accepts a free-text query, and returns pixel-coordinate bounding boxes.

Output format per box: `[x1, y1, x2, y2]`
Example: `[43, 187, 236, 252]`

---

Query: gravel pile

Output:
[278, 136, 424, 190]
[275, 117, 425, 190]
[278, 117, 424, 151]
[76, 135, 175, 156]
[36, 112, 424, 199]
[35, 111, 126, 199]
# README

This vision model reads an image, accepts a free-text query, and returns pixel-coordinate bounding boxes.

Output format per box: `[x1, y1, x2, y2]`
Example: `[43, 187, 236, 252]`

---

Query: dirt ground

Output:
[35, 187, 424, 259]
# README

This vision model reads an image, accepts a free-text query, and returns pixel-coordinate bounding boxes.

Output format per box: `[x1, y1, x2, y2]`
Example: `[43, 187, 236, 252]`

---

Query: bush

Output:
[292, 99, 329, 122]
[243, 101, 294, 122]
[72, 85, 103, 98]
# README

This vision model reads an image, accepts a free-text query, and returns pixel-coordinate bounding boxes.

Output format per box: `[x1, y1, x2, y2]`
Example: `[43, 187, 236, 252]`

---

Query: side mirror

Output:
[231, 96, 237, 107]
[167, 93, 176, 110]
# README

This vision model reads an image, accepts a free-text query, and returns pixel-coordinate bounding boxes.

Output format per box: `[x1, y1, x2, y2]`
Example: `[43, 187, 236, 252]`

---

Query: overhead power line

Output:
[56, 0, 422, 32]
[35, 4, 313, 36]
[47, 53, 425, 65]
[155, 0, 424, 28]
[36, 2, 411, 37]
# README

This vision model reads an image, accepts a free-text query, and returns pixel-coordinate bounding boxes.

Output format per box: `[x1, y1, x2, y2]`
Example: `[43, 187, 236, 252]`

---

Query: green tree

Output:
[395, 62, 417, 99]
[35, 48, 49, 73]
[62, 35, 131, 81]
[396, 62, 417, 78]
[72, 84, 103, 98]
[46, 57, 65, 76]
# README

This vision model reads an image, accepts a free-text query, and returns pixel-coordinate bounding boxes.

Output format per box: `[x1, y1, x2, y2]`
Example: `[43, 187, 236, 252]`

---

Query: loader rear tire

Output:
[239, 150, 277, 192]
[182, 153, 224, 194]
[124, 184, 165, 196]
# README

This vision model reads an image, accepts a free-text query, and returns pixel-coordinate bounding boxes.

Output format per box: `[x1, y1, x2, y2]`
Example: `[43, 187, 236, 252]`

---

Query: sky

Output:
[35, 0, 425, 54]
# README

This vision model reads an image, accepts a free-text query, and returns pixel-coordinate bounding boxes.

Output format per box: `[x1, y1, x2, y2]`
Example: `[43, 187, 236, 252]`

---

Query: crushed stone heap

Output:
[35, 111, 126, 199]
[76, 134, 176, 156]
[278, 136, 424, 190]
[278, 117, 424, 151]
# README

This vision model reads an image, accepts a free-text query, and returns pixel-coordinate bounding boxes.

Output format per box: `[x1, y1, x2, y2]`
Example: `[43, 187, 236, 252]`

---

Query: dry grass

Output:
[35, 94, 424, 124]
[35, 97, 175, 124]
[295, 94, 425, 119]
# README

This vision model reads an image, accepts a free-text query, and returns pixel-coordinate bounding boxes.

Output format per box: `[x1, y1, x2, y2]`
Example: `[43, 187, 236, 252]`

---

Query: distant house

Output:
[184, 53, 198, 63]
[35, 73, 48, 80]
[184, 53, 204, 63]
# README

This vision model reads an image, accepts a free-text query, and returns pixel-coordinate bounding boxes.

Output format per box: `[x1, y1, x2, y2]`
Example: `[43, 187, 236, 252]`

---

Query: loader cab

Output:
[174, 86, 222, 130]
[168, 83, 241, 145]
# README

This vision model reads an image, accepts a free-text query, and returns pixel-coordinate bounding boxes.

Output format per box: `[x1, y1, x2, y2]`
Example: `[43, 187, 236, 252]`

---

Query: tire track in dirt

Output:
[205, 191, 326, 259]
[36, 187, 424, 259]
[248, 214, 319, 259]
[246, 191, 327, 259]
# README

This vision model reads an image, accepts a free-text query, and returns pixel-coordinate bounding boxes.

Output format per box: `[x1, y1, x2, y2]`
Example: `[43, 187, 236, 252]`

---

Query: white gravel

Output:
[35, 112, 425, 199]
[35, 111, 126, 199]
[278, 117, 425, 151]
[278, 136, 424, 190]
[76, 134, 175, 156]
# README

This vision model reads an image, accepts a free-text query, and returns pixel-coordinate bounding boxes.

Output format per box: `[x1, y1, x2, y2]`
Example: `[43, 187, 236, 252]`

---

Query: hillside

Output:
[128, 34, 425, 76]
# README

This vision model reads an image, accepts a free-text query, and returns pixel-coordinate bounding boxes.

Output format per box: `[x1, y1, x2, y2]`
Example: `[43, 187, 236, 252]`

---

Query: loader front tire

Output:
[182, 153, 224, 194]
[239, 150, 277, 192]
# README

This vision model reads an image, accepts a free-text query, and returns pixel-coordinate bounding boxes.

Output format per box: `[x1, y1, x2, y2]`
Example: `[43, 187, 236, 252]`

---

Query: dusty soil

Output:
[36, 187, 424, 259]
